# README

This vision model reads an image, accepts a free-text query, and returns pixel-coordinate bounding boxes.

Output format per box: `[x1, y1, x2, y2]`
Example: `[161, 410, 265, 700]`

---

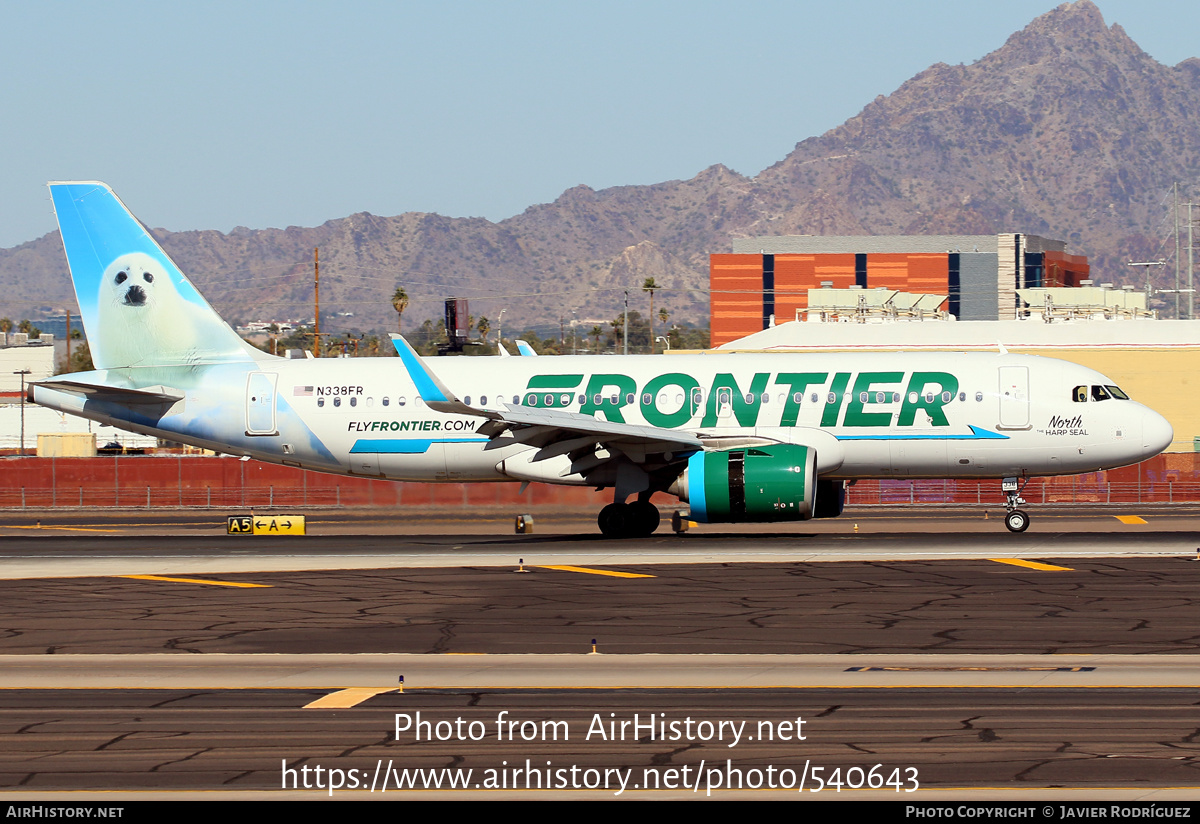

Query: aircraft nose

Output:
[1141, 408, 1173, 457]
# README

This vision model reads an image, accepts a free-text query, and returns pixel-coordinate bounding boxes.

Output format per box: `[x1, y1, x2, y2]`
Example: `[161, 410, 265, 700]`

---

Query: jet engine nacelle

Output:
[670, 444, 818, 523]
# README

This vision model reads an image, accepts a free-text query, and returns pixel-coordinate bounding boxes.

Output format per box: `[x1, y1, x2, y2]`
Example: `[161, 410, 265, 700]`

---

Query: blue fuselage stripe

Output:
[350, 437, 487, 454]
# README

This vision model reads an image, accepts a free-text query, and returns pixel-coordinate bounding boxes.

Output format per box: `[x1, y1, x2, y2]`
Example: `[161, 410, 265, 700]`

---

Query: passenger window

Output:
[859, 392, 868, 403]
[975, 392, 983, 402]
[642, 393, 652, 405]
[941, 392, 951, 403]
[579, 394, 586, 404]
[761, 393, 769, 404]
[398, 397, 406, 407]
[811, 393, 819, 404]
[924, 393, 934, 403]
[610, 394, 619, 405]
[958, 392, 966, 402]
[876, 392, 886, 403]
[480, 395, 488, 406]
[827, 393, 836, 403]
[382, 397, 389, 407]
[625, 393, 635, 405]
[333, 397, 341, 407]
[793, 392, 802, 404]
[745, 393, 754, 403]
[349, 397, 357, 407]
[463, 396, 471, 406]
[317, 397, 325, 408]
[908, 392, 918, 404]
[367, 397, 374, 407]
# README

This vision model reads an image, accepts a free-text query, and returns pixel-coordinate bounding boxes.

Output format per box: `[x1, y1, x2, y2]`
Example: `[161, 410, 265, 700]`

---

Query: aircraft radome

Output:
[32, 182, 1174, 536]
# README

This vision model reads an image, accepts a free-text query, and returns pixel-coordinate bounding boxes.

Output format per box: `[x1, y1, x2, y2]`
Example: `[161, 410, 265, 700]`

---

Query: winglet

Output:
[389, 334, 453, 402]
[389, 334, 497, 419]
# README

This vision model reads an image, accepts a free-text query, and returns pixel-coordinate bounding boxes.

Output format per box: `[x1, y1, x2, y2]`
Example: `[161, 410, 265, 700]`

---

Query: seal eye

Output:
[115, 271, 127, 284]
[143, 272, 154, 283]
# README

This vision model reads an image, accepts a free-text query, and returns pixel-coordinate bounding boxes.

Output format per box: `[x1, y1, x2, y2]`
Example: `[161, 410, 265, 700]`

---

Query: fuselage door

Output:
[246, 371, 279, 436]
[997, 366, 1030, 430]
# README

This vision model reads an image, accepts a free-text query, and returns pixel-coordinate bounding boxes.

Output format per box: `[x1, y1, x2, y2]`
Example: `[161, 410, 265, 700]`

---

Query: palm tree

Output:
[391, 286, 409, 335]
[642, 277, 658, 352]
[590, 325, 602, 353]
[477, 316, 490, 343]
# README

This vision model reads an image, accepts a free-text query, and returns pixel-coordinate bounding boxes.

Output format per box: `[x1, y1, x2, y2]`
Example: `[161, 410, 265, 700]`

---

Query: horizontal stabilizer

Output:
[32, 379, 184, 405]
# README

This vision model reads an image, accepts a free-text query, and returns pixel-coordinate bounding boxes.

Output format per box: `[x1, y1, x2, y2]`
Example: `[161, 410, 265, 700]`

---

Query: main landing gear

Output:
[1002, 477, 1030, 533]
[597, 500, 661, 539]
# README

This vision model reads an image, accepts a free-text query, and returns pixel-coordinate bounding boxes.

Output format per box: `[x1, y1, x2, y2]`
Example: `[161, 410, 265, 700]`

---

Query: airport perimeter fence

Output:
[0, 455, 1197, 511]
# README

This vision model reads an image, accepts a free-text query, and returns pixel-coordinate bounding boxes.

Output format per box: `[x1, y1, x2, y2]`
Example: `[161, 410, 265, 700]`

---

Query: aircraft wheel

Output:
[627, 501, 661, 538]
[1004, 509, 1030, 533]
[598, 503, 629, 538]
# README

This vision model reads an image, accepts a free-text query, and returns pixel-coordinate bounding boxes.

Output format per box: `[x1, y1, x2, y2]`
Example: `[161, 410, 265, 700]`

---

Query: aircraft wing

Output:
[389, 334, 700, 468]
[477, 403, 701, 463]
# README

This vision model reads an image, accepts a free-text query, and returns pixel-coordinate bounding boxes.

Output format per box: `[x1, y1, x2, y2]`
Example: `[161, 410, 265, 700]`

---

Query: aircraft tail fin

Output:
[48, 181, 263, 370]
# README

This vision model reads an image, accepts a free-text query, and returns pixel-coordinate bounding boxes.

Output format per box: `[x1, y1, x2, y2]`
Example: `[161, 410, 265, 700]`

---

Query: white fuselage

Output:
[32, 350, 1172, 487]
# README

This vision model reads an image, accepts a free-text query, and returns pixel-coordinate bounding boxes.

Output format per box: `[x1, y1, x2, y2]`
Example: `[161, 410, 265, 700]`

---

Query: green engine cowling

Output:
[672, 445, 818, 523]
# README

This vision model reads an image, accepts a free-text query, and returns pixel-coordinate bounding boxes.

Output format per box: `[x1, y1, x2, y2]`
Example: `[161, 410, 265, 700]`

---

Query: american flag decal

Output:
[294, 386, 314, 396]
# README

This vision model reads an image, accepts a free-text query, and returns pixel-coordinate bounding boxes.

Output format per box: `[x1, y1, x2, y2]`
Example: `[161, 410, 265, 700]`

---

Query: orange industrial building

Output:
[711, 233, 1090, 346]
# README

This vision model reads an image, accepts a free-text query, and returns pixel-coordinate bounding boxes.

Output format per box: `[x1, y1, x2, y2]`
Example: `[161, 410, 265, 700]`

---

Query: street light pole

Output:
[13, 369, 30, 456]
[623, 291, 629, 356]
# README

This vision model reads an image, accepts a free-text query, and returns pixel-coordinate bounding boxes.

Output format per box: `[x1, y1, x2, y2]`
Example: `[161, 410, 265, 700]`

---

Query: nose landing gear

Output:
[1002, 477, 1030, 533]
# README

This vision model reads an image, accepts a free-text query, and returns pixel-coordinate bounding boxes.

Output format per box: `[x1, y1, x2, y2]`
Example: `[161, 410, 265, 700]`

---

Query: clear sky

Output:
[1, 0, 1196, 249]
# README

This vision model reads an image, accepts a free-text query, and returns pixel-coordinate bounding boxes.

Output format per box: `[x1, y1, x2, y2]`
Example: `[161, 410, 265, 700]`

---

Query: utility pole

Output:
[65, 309, 71, 369]
[1189, 202, 1195, 320]
[1174, 183, 1181, 318]
[13, 370, 30, 456]
[313, 248, 320, 357]
[623, 290, 629, 356]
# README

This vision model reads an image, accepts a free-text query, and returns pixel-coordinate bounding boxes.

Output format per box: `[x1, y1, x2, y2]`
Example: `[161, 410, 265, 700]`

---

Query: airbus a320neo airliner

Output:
[31, 182, 1173, 535]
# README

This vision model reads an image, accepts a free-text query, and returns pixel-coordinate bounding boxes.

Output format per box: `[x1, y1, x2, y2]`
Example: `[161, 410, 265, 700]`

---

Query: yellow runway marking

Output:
[989, 559, 1074, 572]
[6, 525, 121, 533]
[538, 565, 655, 579]
[303, 688, 395, 709]
[119, 575, 272, 588]
[1114, 515, 1148, 524]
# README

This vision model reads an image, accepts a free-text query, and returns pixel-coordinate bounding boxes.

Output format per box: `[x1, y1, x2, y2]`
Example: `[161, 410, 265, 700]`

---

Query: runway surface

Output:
[1, 507, 1198, 800]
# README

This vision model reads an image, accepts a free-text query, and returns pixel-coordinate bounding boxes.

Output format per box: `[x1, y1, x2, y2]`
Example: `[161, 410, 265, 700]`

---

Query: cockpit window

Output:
[1072, 386, 1087, 403]
[1106, 385, 1130, 400]
[1091, 385, 1112, 402]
